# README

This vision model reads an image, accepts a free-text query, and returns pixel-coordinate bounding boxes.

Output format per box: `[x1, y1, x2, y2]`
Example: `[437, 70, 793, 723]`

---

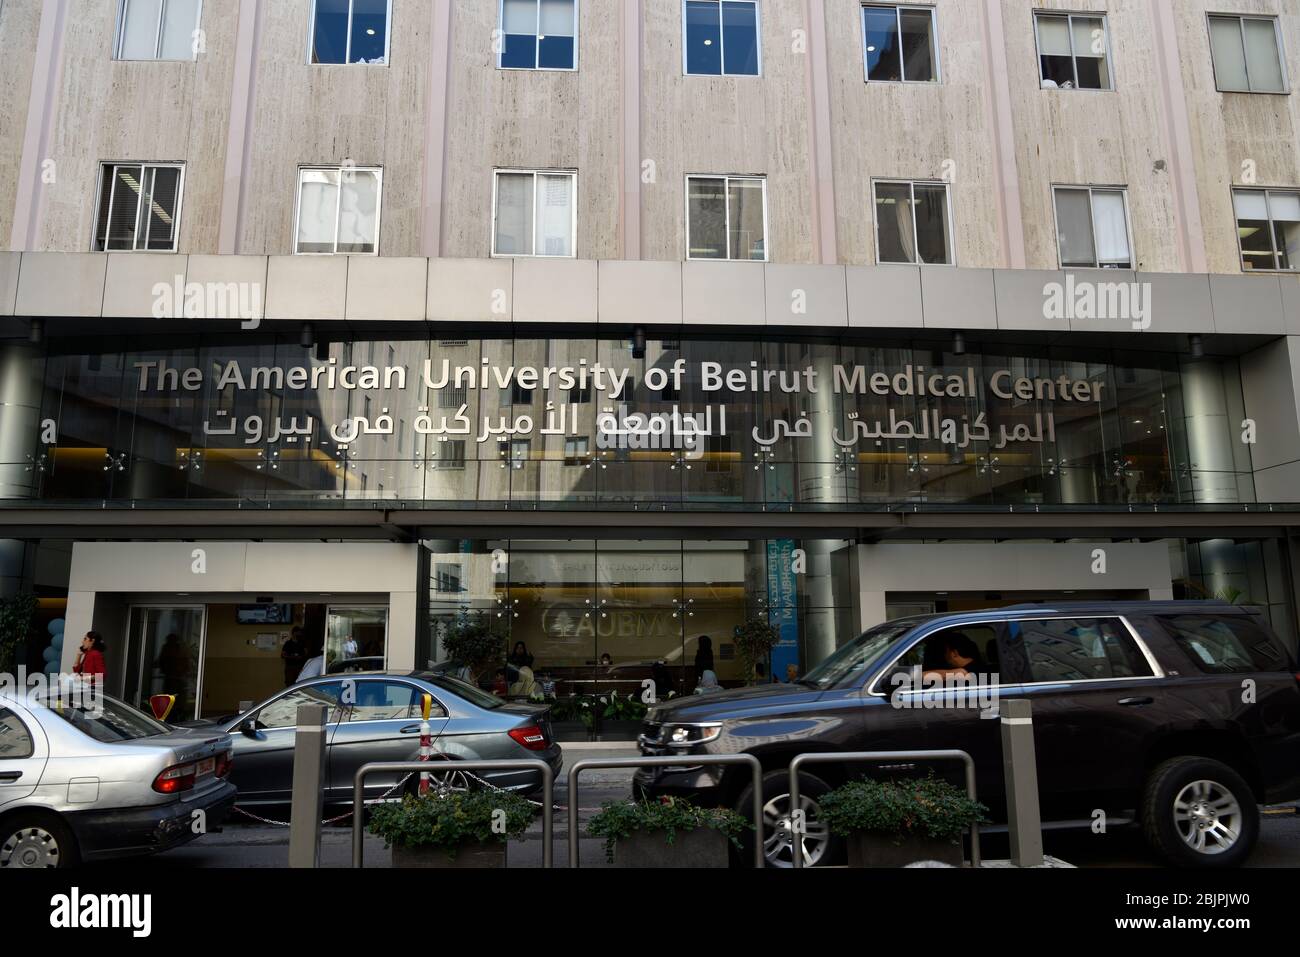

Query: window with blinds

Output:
[94, 163, 183, 252]
[492, 170, 577, 258]
[115, 0, 202, 61]
[500, 0, 578, 71]
[294, 166, 383, 255]
[1052, 186, 1132, 269]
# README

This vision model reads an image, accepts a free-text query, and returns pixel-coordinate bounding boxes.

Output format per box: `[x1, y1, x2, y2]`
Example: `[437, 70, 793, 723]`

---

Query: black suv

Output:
[635, 601, 1300, 868]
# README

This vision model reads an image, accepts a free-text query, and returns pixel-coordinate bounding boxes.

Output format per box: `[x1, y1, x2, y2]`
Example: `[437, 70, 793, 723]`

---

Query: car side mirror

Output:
[239, 718, 259, 737]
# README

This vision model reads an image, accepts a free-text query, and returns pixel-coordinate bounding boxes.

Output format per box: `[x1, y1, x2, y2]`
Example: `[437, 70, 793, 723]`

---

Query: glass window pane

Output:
[913, 183, 950, 264]
[1055, 188, 1097, 267]
[120, 0, 163, 59]
[297, 169, 340, 253]
[899, 8, 936, 82]
[1072, 17, 1109, 90]
[495, 172, 535, 255]
[346, 681, 418, 721]
[1209, 17, 1249, 91]
[538, 0, 575, 68]
[1243, 18, 1285, 92]
[536, 173, 574, 256]
[727, 178, 765, 260]
[1037, 15, 1074, 88]
[143, 166, 181, 251]
[337, 170, 380, 254]
[502, 0, 539, 68]
[1091, 190, 1130, 265]
[721, 1, 759, 76]
[685, 1, 722, 75]
[1233, 188, 1269, 220]
[106, 165, 145, 251]
[349, 0, 388, 64]
[1236, 190, 1276, 271]
[312, 0, 350, 64]
[875, 181, 916, 263]
[863, 6, 902, 82]
[687, 177, 727, 259]
[159, 0, 201, 59]
[1270, 191, 1300, 270]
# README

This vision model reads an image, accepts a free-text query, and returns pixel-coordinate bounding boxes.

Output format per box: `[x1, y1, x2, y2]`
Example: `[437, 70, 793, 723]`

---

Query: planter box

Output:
[610, 828, 730, 868]
[596, 719, 642, 741]
[846, 832, 964, 868]
[551, 720, 594, 742]
[391, 842, 507, 869]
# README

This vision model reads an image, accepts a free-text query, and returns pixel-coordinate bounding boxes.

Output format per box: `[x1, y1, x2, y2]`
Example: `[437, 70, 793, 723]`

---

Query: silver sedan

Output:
[0, 690, 236, 868]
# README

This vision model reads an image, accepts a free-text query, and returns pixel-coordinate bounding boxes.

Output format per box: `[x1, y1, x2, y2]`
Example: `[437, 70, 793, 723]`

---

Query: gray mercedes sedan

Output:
[196, 671, 562, 805]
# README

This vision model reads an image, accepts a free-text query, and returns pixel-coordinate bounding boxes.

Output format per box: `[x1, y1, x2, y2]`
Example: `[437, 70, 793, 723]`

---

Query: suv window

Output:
[0, 708, 34, 759]
[891, 625, 1001, 683]
[344, 681, 442, 722]
[1010, 618, 1153, 683]
[1158, 615, 1291, 674]
[254, 683, 343, 730]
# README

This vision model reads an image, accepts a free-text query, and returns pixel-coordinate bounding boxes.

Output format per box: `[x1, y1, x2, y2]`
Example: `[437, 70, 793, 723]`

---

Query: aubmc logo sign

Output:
[49, 888, 151, 938]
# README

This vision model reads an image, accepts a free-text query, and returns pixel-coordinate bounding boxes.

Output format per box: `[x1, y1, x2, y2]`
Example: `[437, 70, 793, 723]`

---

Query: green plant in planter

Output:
[0, 593, 37, 676]
[367, 789, 534, 860]
[733, 615, 781, 686]
[439, 610, 507, 686]
[586, 796, 750, 864]
[820, 774, 988, 846]
[551, 694, 599, 728]
[599, 692, 648, 722]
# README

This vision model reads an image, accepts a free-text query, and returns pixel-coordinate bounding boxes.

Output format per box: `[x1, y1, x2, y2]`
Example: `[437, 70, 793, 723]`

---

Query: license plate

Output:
[197, 757, 215, 777]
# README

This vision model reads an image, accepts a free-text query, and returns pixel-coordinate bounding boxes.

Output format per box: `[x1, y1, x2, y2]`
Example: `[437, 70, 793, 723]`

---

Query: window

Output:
[439, 386, 468, 408]
[1159, 615, 1290, 674]
[569, 384, 592, 404]
[1209, 15, 1286, 93]
[345, 681, 431, 721]
[1008, 618, 1152, 683]
[686, 175, 767, 260]
[295, 166, 382, 255]
[435, 562, 464, 594]
[0, 709, 34, 759]
[310, 0, 390, 64]
[1052, 186, 1131, 268]
[1035, 12, 1112, 90]
[492, 170, 576, 257]
[862, 5, 938, 83]
[94, 163, 183, 252]
[564, 437, 590, 466]
[512, 382, 536, 405]
[873, 180, 952, 264]
[254, 684, 343, 730]
[684, 1, 760, 76]
[500, 439, 531, 468]
[437, 440, 466, 470]
[890, 625, 1000, 683]
[500, 0, 578, 71]
[1233, 188, 1300, 271]
[115, 0, 202, 60]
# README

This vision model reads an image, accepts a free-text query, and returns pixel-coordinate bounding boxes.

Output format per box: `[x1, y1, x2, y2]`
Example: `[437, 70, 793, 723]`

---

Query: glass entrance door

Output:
[122, 606, 206, 720]
[324, 605, 389, 672]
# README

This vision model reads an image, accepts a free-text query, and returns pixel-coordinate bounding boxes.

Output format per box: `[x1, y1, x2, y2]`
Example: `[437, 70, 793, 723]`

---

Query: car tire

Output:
[733, 768, 843, 869]
[1141, 756, 1258, 868]
[0, 812, 80, 869]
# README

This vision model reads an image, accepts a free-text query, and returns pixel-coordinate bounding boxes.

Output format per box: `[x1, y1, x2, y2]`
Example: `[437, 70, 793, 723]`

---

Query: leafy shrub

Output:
[587, 796, 750, 863]
[734, 615, 781, 685]
[367, 789, 534, 859]
[439, 611, 506, 683]
[820, 773, 988, 845]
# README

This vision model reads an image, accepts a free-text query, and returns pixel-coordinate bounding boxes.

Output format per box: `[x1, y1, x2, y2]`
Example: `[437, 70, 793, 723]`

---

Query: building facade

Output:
[1, 0, 1300, 721]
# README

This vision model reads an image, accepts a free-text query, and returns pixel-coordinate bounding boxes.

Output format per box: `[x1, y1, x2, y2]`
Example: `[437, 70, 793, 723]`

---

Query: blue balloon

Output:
[48, 618, 65, 636]
[43, 660, 59, 675]
[42, 646, 56, 663]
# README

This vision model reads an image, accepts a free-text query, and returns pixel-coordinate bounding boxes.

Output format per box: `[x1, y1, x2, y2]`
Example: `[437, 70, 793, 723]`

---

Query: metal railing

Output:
[351, 759, 555, 868]
[788, 749, 980, 869]
[567, 754, 765, 868]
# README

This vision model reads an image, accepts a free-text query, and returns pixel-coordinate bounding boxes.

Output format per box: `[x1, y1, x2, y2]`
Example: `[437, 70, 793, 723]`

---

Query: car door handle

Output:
[1118, 696, 1154, 707]
[399, 724, 423, 734]
[0, 771, 21, 782]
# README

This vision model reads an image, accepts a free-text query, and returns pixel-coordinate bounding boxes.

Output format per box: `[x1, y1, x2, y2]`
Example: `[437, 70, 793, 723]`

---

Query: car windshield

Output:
[41, 694, 170, 742]
[800, 619, 920, 689]
[418, 674, 504, 710]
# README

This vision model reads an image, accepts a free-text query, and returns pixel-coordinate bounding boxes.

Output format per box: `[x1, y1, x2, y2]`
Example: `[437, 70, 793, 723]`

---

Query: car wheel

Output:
[1141, 757, 1258, 868]
[403, 761, 473, 797]
[0, 812, 79, 869]
[734, 768, 842, 868]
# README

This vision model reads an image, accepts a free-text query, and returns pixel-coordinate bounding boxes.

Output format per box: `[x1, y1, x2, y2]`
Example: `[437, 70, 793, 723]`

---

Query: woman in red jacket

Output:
[73, 631, 107, 686]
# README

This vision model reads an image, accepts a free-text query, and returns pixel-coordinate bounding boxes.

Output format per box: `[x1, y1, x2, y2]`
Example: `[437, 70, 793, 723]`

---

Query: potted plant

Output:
[0, 593, 37, 675]
[549, 694, 598, 741]
[595, 692, 648, 741]
[820, 774, 988, 868]
[439, 610, 506, 687]
[367, 788, 534, 868]
[734, 616, 781, 686]
[587, 796, 750, 868]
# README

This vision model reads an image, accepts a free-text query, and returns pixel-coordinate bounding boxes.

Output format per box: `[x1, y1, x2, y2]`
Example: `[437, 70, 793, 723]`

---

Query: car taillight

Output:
[153, 762, 197, 794]
[508, 724, 548, 751]
[215, 752, 233, 778]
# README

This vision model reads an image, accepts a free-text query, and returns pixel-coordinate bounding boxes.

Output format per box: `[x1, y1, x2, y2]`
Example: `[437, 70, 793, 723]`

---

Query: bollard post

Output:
[288, 703, 328, 868]
[999, 697, 1044, 867]
[418, 693, 432, 796]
